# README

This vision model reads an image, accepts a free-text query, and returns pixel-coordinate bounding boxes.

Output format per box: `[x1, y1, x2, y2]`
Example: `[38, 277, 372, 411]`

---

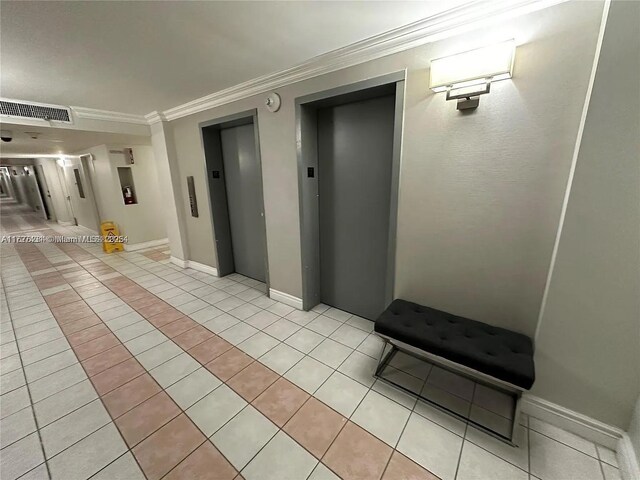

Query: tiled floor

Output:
[0, 198, 624, 480]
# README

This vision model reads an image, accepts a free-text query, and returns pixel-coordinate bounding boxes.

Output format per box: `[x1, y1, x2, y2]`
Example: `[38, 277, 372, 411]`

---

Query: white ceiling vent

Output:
[0, 98, 72, 123]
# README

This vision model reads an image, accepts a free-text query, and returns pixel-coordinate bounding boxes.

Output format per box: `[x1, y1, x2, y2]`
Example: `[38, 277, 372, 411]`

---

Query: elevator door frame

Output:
[296, 72, 405, 312]
[199, 109, 270, 289]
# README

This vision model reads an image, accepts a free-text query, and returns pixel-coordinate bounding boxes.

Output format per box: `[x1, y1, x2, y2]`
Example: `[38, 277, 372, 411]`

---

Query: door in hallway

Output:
[60, 158, 100, 232]
[220, 124, 266, 282]
[317, 94, 396, 320]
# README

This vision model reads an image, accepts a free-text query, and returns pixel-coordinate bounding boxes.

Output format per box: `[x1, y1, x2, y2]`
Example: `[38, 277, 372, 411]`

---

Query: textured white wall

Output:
[168, 1, 603, 336]
[533, 0, 640, 428]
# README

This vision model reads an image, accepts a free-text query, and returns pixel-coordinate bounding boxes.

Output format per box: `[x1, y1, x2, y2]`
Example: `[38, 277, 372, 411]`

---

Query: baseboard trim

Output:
[522, 394, 624, 449]
[617, 433, 640, 480]
[169, 256, 219, 277]
[169, 256, 188, 268]
[184, 260, 219, 277]
[57, 220, 75, 226]
[269, 288, 303, 310]
[124, 238, 168, 252]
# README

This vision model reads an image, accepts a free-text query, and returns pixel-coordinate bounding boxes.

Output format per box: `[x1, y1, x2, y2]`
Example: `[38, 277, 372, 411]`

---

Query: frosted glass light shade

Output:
[430, 40, 515, 93]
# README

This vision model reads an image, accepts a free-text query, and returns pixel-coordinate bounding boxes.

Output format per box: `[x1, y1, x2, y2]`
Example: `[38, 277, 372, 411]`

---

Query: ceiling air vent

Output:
[0, 99, 72, 123]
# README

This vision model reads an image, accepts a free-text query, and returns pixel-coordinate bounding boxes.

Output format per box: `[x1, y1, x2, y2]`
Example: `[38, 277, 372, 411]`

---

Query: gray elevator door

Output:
[220, 124, 266, 282]
[318, 94, 395, 320]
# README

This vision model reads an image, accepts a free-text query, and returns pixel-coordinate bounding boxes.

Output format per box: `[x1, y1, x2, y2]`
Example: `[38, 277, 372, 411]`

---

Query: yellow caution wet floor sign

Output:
[101, 221, 125, 253]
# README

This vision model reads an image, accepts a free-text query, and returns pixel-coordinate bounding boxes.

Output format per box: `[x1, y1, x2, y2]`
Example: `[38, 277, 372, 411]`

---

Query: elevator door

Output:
[318, 94, 395, 320]
[220, 124, 266, 282]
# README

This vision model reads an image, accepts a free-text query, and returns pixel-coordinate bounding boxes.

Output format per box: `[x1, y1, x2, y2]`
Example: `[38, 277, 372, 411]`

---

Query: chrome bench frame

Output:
[374, 334, 524, 446]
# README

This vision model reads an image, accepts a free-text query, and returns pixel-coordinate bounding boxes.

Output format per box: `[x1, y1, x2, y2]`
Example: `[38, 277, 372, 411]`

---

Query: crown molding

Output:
[72, 106, 148, 125]
[158, 0, 567, 122]
[145, 111, 168, 125]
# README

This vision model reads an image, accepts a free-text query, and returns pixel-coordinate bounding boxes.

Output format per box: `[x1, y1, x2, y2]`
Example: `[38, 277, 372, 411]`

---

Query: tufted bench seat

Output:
[373, 298, 535, 445]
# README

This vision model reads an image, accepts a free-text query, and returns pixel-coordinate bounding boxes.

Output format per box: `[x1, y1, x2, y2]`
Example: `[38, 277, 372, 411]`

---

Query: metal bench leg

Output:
[375, 340, 398, 377]
[511, 391, 523, 446]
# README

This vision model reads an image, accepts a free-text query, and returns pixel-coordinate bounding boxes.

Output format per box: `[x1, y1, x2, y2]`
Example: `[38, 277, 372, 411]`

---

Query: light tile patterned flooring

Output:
[0, 199, 623, 480]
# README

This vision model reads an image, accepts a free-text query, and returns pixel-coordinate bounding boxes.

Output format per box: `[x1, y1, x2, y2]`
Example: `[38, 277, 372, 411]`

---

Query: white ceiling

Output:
[0, 122, 150, 156]
[1, 1, 468, 115]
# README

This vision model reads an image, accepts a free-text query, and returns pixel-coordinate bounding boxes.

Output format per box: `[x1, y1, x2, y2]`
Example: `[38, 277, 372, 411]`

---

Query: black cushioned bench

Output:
[374, 299, 535, 445]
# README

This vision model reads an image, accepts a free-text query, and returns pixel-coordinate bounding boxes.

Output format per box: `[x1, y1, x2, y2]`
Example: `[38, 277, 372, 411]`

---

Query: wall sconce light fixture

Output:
[430, 39, 515, 110]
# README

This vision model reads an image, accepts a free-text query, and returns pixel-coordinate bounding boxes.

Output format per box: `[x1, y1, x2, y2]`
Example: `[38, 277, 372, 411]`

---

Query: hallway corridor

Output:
[0, 199, 622, 480]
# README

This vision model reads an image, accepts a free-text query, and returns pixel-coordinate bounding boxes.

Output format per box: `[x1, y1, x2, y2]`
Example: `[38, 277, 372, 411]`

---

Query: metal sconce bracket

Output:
[446, 81, 491, 111]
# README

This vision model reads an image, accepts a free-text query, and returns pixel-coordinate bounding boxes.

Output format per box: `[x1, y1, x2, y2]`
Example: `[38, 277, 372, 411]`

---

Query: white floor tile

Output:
[203, 313, 240, 334]
[32, 380, 99, 427]
[215, 296, 245, 312]
[351, 390, 411, 446]
[41, 399, 111, 458]
[48, 423, 127, 480]
[245, 310, 280, 330]
[284, 356, 333, 394]
[186, 384, 246, 436]
[337, 350, 378, 387]
[306, 316, 342, 336]
[211, 405, 278, 469]
[284, 328, 325, 354]
[421, 383, 471, 417]
[389, 351, 432, 381]
[266, 302, 295, 317]
[149, 352, 200, 388]
[469, 404, 512, 438]
[465, 423, 529, 471]
[189, 305, 224, 323]
[0, 406, 37, 448]
[237, 331, 280, 359]
[0, 432, 45, 480]
[259, 343, 304, 375]
[113, 320, 154, 342]
[456, 441, 528, 480]
[323, 307, 351, 322]
[426, 366, 475, 400]
[219, 321, 258, 345]
[308, 462, 341, 480]
[242, 431, 318, 480]
[372, 366, 423, 409]
[529, 417, 598, 458]
[315, 371, 368, 417]
[135, 340, 182, 371]
[529, 430, 603, 480]
[264, 318, 301, 341]
[29, 363, 87, 403]
[329, 324, 368, 349]
[90, 452, 145, 480]
[397, 412, 463, 480]
[125, 329, 167, 355]
[472, 383, 514, 419]
[228, 303, 262, 321]
[286, 309, 319, 326]
[309, 338, 353, 369]
[166, 367, 221, 410]
[413, 399, 467, 437]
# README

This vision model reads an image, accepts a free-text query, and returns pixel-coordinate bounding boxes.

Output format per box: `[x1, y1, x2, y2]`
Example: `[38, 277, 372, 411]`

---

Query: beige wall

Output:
[168, 1, 603, 337]
[85, 144, 167, 245]
[533, 0, 640, 429]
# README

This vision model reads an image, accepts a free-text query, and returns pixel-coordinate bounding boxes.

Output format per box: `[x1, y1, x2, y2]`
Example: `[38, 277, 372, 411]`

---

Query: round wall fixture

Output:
[265, 92, 281, 113]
